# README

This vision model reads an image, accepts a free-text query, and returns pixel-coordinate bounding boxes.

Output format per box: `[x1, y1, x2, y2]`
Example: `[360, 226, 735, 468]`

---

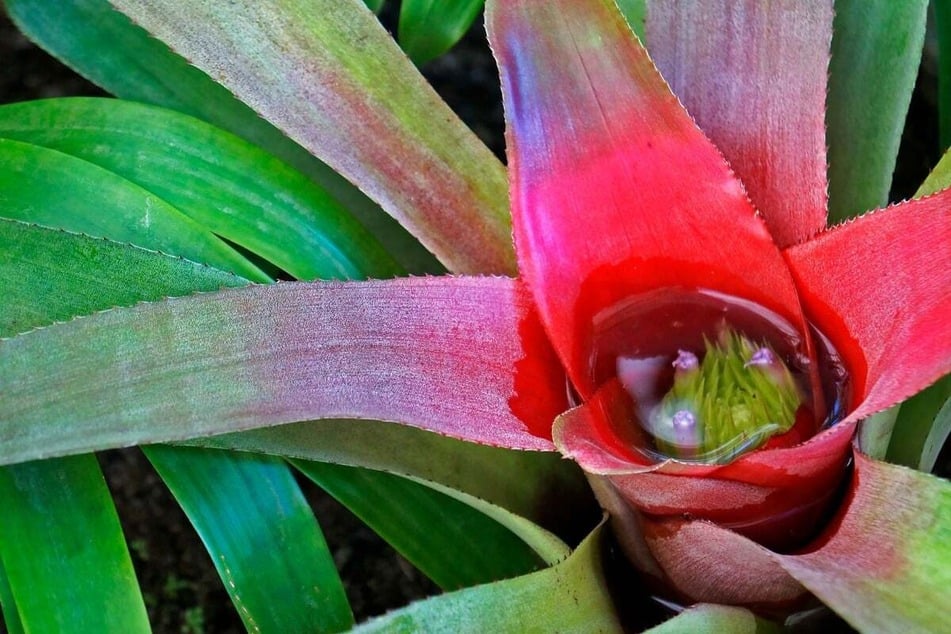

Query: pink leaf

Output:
[0, 277, 566, 464]
[647, 0, 832, 246]
[785, 192, 951, 422]
[487, 0, 807, 396]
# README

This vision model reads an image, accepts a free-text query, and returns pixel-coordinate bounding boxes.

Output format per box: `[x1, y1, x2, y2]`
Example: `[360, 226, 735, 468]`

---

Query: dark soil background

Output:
[1, 4, 947, 634]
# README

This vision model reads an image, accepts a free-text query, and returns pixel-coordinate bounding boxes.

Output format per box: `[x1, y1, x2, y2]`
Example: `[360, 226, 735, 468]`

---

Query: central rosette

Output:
[586, 287, 848, 467]
[639, 332, 803, 464]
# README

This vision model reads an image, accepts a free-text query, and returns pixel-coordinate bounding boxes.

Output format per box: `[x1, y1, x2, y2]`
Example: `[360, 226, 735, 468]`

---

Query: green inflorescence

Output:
[650, 331, 802, 464]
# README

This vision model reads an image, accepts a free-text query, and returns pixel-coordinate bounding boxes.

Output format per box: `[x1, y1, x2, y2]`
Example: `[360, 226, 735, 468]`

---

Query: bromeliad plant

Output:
[1, 0, 950, 632]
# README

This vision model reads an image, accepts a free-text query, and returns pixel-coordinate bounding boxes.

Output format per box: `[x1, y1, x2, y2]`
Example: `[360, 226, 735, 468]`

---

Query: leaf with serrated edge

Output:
[826, 0, 928, 221]
[351, 521, 623, 634]
[0, 98, 400, 281]
[4, 0, 438, 273]
[107, 0, 515, 274]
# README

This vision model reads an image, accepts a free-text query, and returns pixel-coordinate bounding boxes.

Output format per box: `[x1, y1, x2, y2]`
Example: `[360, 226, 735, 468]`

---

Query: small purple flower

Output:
[672, 349, 699, 371]
[745, 347, 775, 368]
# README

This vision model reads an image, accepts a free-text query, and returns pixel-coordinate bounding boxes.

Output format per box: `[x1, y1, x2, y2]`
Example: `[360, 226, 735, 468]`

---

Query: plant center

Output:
[587, 287, 848, 465]
[644, 331, 802, 463]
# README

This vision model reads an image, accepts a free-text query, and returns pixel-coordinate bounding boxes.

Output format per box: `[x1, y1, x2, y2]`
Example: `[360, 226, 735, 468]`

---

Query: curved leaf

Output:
[3, 0, 438, 273]
[826, 0, 928, 221]
[0, 456, 150, 633]
[785, 190, 951, 425]
[884, 149, 951, 471]
[0, 560, 25, 634]
[107, 0, 515, 275]
[647, 0, 832, 247]
[191, 421, 592, 564]
[0, 98, 400, 281]
[189, 419, 591, 539]
[1, 220, 355, 630]
[0, 278, 565, 463]
[777, 453, 951, 634]
[937, 0, 951, 150]
[0, 218, 245, 336]
[293, 460, 545, 590]
[887, 376, 951, 472]
[488, 0, 808, 397]
[398, 0, 484, 65]
[351, 523, 623, 633]
[644, 604, 779, 634]
[0, 137, 266, 281]
[145, 446, 353, 633]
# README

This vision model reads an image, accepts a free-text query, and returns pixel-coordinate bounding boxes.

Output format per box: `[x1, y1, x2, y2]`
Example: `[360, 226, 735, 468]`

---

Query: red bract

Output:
[486, 0, 950, 611]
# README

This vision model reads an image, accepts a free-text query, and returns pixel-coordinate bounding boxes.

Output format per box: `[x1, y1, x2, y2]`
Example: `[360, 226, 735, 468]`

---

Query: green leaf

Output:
[616, 0, 646, 41]
[644, 604, 779, 634]
[935, 0, 951, 150]
[1, 221, 357, 630]
[350, 522, 623, 633]
[0, 559, 25, 634]
[916, 148, 951, 197]
[0, 456, 150, 633]
[293, 460, 544, 590]
[364, 0, 384, 14]
[398, 0, 484, 65]
[106, 0, 515, 275]
[191, 419, 592, 546]
[826, 0, 928, 221]
[3, 0, 438, 274]
[0, 98, 400, 281]
[145, 445, 353, 633]
[0, 137, 267, 282]
[0, 219, 246, 336]
[0, 222, 187, 633]
[857, 407, 900, 460]
[777, 454, 951, 634]
[2, 225, 560, 597]
[887, 376, 951, 472]
[0, 115, 564, 608]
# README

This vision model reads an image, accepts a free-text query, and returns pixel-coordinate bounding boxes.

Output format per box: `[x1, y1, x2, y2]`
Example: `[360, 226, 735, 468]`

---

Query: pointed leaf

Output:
[145, 446, 353, 633]
[294, 460, 545, 589]
[777, 452, 951, 633]
[884, 149, 951, 471]
[1, 180, 564, 612]
[0, 456, 150, 633]
[4, 0, 437, 273]
[1, 220, 357, 631]
[351, 523, 624, 633]
[0, 137, 266, 281]
[0, 277, 566, 464]
[0, 219, 247, 336]
[487, 0, 806, 395]
[398, 0, 484, 65]
[784, 192, 951, 423]
[646, 0, 832, 246]
[190, 419, 594, 551]
[644, 604, 779, 634]
[107, 0, 515, 274]
[826, 0, 928, 221]
[0, 560, 25, 634]
[916, 147, 951, 198]
[887, 377, 951, 472]
[616, 0, 646, 40]
[937, 0, 951, 150]
[0, 98, 399, 281]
